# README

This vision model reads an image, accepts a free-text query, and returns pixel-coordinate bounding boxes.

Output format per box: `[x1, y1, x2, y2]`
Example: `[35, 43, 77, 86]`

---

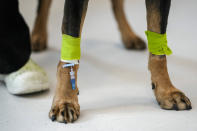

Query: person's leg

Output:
[0, 0, 31, 74]
[145, 0, 191, 110]
[0, 0, 49, 94]
[49, 0, 89, 123]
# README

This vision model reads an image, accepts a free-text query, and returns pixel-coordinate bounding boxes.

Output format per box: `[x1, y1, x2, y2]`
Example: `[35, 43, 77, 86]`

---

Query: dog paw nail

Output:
[64, 120, 67, 124]
[51, 115, 56, 121]
[172, 104, 179, 111]
[61, 111, 64, 116]
[187, 105, 192, 110]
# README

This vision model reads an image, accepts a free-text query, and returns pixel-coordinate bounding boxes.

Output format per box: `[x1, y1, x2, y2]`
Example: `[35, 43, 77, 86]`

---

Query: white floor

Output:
[1, 0, 197, 131]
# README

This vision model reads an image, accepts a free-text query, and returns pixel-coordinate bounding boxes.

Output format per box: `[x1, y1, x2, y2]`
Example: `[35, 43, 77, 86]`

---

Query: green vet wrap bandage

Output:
[61, 34, 81, 60]
[145, 30, 172, 55]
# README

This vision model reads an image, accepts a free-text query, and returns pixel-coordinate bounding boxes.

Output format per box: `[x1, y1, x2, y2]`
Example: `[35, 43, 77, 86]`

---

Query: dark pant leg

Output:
[0, 0, 31, 74]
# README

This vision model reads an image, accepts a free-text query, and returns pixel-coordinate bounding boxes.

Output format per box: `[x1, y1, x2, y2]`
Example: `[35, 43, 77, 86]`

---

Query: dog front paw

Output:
[49, 100, 80, 123]
[153, 84, 192, 110]
[149, 55, 192, 111]
[49, 61, 80, 123]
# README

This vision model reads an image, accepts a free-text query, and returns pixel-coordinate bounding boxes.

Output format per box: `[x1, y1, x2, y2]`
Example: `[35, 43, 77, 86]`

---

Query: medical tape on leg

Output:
[61, 34, 81, 62]
[145, 30, 172, 55]
[60, 34, 80, 90]
[61, 59, 79, 64]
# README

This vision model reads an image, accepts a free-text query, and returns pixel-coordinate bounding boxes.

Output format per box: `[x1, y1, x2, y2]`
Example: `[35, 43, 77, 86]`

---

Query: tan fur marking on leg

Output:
[80, 0, 89, 36]
[146, 2, 161, 33]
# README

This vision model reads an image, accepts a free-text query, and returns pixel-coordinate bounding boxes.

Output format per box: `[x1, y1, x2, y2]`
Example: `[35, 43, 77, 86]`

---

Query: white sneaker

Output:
[4, 59, 49, 95]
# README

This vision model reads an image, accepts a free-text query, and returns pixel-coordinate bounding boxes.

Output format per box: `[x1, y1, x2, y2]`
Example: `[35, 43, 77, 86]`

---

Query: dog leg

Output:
[31, 0, 52, 51]
[146, 0, 191, 110]
[49, 0, 89, 123]
[111, 0, 146, 49]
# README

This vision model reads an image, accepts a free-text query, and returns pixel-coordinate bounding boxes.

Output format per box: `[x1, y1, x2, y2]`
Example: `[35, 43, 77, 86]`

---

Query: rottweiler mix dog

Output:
[31, 0, 192, 123]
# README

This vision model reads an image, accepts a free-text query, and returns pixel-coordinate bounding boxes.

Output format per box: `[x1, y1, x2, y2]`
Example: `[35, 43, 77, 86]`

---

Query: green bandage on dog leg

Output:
[61, 34, 81, 61]
[145, 30, 172, 55]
